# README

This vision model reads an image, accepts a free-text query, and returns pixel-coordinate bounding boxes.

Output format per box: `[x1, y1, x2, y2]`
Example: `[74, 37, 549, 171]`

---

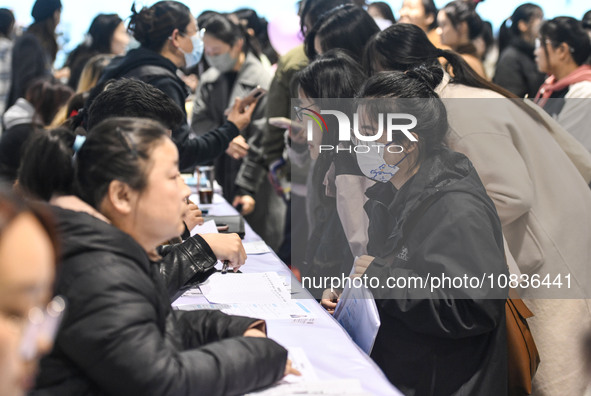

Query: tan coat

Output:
[436, 73, 591, 395]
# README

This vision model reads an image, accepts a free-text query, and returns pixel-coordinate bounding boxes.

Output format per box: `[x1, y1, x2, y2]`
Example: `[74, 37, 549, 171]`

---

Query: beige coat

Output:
[437, 73, 591, 395]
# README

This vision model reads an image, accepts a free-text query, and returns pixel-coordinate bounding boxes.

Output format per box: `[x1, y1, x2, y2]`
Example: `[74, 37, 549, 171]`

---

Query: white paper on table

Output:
[247, 378, 369, 395]
[243, 240, 272, 255]
[199, 272, 291, 304]
[333, 284, 380, 355]
[190, 219, 218, 237]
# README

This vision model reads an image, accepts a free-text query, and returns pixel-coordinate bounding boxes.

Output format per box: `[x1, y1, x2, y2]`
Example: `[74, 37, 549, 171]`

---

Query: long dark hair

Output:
[18, 128, 79, 201]
[498, 3, 543, 55]
[364, 23, 514, 98]
[27, 18, 59, 63]
[363, 23, 552, 128]
[233, 8, 279, 64]
[296, 49, 366, 203]
[201, 13, 261, 59]
[539, 17, 591, 67]
[128, 1, 192, 52]
[304, 4, 380, 60]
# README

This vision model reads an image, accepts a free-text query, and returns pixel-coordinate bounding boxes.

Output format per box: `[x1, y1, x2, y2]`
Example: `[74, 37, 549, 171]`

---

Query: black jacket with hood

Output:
[363, 148, 508, 396]
[97, 48, 239, 171]
[33, 207, 287, 396]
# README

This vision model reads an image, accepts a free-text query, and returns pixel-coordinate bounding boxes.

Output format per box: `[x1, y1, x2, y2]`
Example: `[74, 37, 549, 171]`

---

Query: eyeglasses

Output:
[293, 105, 317, 122]
[19, 296, 66, 360]
[535, 37, 575, 53]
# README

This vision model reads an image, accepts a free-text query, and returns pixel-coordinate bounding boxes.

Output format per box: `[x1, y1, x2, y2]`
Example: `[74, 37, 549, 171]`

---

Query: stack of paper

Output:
[199, 272, 291, 304]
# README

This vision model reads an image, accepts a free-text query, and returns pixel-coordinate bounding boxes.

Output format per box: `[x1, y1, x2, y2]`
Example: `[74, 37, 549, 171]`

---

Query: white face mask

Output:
[356, 142, 409, 183]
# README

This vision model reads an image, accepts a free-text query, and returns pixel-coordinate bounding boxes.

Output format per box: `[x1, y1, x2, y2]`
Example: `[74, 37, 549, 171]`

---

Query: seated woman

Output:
[534, 17, 591, 152]
[0, 186, 59, 396]
[351, 69, 508, 395]
[30, 118, 296, 395]
[16, 127, 238, 301]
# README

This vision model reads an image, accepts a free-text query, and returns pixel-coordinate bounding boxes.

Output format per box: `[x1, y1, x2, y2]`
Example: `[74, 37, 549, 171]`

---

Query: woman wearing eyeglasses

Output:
[534, 17, 591, 152]
[0, 186, 61, 396]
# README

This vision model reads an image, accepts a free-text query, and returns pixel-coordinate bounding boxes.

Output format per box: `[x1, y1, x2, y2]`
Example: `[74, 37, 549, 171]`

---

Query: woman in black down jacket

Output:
[350, 70, 508, 395]
[32, 117, 295, 395]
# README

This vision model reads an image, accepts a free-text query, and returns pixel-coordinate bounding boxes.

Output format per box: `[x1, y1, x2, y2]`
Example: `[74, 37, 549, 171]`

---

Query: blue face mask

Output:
[180, 28, 204, 69]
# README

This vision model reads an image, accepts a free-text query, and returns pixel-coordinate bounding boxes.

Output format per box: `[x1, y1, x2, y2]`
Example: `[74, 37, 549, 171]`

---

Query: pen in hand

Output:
[221, 260, 229, 274]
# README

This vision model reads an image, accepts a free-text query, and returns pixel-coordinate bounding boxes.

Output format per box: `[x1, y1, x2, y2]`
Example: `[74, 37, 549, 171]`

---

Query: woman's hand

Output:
[225, 135, 250, 160]
[351, 255, 375, 278]
[227, 96, 260, 131]
[199, 233, 246, 271]
[284, 359, 302, 377]
[233, 195, 255, 215]
[320, 288, 342, 314]
[182, 200, 204, 230]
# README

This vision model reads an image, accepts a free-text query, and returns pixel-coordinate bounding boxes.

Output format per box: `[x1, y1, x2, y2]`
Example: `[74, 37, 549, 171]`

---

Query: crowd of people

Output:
[1, 0, 591, 395]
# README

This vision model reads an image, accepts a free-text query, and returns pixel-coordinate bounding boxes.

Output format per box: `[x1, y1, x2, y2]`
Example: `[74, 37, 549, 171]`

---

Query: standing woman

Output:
[294, 50, 367, 292]
[191, 13, 285, 250]
[32, 118, 294, 395]
[98, 1, 256, 170]
[437, 0, 487, 79]
[65, 14, 129, 90]
[365, 23, 591, 395]
[352, 70, 508, 395]
[494, 3, 545, 98]
[534, 17, 591, 152]
[399, 0, 441, 48]
[7, 0, 62, 110]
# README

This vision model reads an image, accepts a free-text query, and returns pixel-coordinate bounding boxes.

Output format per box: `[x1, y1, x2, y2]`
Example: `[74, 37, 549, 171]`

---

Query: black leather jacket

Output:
[33, 207, 287, 396]
[158, 234, 217, 301]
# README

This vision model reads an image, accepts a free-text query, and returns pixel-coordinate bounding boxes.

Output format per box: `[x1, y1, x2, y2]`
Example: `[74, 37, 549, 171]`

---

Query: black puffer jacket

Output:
[97, 48, 239, 171]
[33, 207, 287, 396]
[493, 38, 546, 98]
[363, 148, 508, 396]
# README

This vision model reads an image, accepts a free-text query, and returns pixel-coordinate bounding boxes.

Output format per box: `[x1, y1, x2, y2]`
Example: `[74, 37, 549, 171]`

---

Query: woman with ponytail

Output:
[494, 3, 545, 98]
[534, 17, 591, 151]
[436, 0, 487, 78]
[350, 69, 508, 395]
[365, 23, 591, 395]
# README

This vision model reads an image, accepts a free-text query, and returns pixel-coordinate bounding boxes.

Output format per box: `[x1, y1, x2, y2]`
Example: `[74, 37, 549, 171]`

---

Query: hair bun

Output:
[405, 65, 444, 91]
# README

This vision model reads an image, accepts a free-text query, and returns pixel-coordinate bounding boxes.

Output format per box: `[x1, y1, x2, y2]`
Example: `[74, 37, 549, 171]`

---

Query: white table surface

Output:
[173, 194, 401, 396]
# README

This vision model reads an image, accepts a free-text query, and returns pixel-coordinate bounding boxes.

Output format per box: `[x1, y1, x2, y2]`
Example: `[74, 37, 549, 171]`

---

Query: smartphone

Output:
[268, 117, 292, 129]
[239, 86, 267, 112]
